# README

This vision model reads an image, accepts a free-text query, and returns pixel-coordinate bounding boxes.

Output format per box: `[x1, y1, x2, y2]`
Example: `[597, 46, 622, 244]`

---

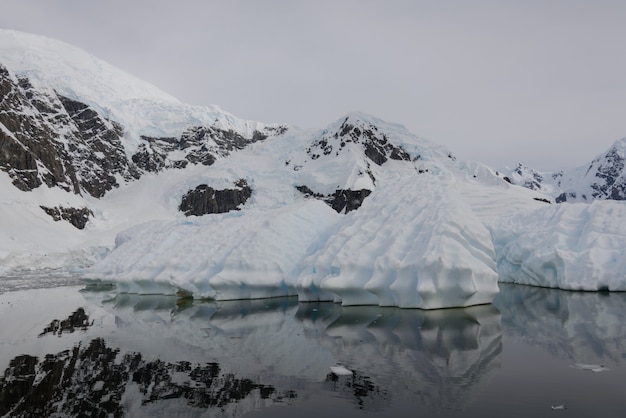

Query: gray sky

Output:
[2, 0, 626, 170]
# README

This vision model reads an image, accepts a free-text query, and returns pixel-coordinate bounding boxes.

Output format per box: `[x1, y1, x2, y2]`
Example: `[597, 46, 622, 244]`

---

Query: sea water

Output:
[0, 283, 625, 417]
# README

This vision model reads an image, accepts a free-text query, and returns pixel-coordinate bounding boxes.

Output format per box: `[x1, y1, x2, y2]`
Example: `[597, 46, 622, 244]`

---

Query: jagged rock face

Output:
[308, 117, 411, 166]
[1, 64, 287, 198]
[58, 96, 140, 197]
[296, 185, 372, 213]
[131, 136, 184, 172]
[179, 179, 252, 216]
[510, 140, 626, 203]
[0, 65, 139, 197]
[513, 163, 544, 190]
[130, 126, 283, 173]
[40, 206, 94, 230]
[588, 146, 626, 200]
[0, 66, 79, 193]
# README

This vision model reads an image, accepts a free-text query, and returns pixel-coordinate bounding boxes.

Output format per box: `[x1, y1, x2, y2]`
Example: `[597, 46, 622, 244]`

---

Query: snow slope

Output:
[0, 29, 279, 154]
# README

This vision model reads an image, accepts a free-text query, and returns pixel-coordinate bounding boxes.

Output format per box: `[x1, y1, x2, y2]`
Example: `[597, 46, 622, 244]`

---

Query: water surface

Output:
[0, 283, 625, 417]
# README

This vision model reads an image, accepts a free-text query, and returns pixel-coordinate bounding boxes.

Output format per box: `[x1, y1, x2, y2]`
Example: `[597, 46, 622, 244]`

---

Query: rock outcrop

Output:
[179, 179, 252, 216]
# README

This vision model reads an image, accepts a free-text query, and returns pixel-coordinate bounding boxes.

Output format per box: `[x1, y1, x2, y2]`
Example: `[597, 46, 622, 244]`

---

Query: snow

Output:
[493, 200, 626, 290]
[504, 136, 626, 203]
[297, 173, 499, 309]
[0, 29, 283, 156]
[1, 29, 625, 304]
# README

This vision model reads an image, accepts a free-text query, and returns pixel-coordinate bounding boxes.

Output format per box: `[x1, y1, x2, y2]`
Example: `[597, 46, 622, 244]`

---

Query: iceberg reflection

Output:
[1, 288, 503, 416]
[495, 283, 626, 365]
[296, 303, 502, 409]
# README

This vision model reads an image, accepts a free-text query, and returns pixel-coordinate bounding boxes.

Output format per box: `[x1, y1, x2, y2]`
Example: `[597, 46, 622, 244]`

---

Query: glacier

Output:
[494, 200, 626, 291]
[1, 29, 625, 307]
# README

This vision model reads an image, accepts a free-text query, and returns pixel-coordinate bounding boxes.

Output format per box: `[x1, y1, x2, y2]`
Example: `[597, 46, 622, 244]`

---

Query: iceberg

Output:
[86, 171, 500, 309]
[493, 200, 626, 291]
[85, 200, 339, 299]
[297, 174, 499, 309]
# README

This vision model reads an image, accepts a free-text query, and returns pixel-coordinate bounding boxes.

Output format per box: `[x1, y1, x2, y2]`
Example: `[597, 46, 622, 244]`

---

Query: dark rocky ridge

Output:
[40, 206, 94, 230]
[587, 145, 626, 200]
[179, 179, 252, 216]
[296, 185, 372, 213]
[307, 117, 412, 166]
[0, 64, 139, 197]
[0, 64, 286, 198]
[506, 139, 626, 203]
[0, 66, 80, 193]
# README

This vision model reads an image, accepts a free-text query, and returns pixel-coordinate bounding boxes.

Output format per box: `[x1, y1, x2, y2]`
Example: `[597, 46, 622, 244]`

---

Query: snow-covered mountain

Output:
[503, 137, 626, 203]
[1, 29, 625, 305]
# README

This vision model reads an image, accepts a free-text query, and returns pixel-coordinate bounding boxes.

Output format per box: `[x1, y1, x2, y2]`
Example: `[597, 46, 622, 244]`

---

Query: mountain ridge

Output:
[502, 136, 626, 202]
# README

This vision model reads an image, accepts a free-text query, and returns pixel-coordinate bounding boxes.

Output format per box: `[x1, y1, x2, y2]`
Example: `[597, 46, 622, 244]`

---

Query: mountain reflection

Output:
[495, 283, 626, 364]
[0, 338, 296, 418]
[39, 307, 93, 337]
[1, 291, 504, 416]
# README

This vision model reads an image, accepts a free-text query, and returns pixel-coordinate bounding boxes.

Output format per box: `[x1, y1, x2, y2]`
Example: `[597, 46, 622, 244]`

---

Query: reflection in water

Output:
[297, 303, 502, 409]
[0, 289, 503, 416]
[0, 338, 295, 418]
[324, 370, 390, 411]
[38, 307, 93, 337]
[495, 284, 626, 364]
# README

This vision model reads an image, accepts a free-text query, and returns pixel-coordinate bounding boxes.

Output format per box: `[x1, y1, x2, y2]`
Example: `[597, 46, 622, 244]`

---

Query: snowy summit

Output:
[1, 29, 625, 306]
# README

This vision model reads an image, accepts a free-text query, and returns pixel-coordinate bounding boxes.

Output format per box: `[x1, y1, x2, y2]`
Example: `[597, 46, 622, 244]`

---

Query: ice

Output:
[329, 365, 353, 376]
[86, 200, 339, 299]
[493, 200, 626, 290]
[297, 173, 499, 309]
[84, 168, 500, 308]
[571, 364, 609, 372]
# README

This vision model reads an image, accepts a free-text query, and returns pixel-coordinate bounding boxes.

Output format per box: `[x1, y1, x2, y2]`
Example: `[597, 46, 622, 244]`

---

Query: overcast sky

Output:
[2, 0, 626, 170]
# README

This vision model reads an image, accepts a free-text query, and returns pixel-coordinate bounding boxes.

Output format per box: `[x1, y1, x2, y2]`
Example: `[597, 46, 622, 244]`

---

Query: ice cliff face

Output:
[1, 29, 624, 302]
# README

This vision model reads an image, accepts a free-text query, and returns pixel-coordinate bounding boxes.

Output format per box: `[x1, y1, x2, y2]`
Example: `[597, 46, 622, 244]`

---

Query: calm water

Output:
[0, 283, 625, 417]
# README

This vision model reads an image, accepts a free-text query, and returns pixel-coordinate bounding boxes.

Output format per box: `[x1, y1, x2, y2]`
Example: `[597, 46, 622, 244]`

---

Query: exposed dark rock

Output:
[295, 185, 324, 199]
[589, 146, 626, 200]
[0, 65, 142, 197]
[40, 206, 93, 229]
[132, 125, 286, 171]
[0, 66, 79, 193]
[307, 117, 411, 167]
[131, 136, 179, 172]
[296, 185, 372, 213]
[327, 189, 372, 213]
[555, 192, 576, 203]
[1, 64, 288, 198]
[58, 96, 140, 197]
[179, 179, 252, 216]
[532, 197, 551, 204]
